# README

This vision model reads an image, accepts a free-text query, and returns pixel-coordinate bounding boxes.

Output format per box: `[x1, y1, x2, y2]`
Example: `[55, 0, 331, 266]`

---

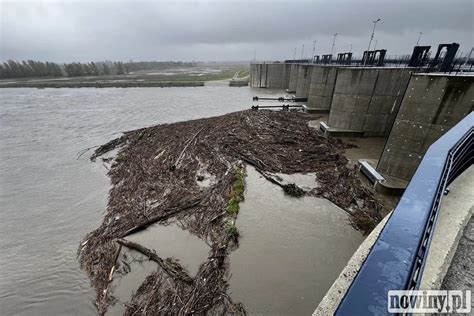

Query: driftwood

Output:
[172, 126, 206, 170]
[240, 154, 305, 196]
[116, 239, 193, 284]
[79, 110, 384, 314]
[121, 199, 202, 237]
[97, 243, 122, 315]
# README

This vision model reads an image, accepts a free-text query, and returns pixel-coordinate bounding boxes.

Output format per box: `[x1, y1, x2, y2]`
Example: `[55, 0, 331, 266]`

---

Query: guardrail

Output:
[335, 112, 473, 315]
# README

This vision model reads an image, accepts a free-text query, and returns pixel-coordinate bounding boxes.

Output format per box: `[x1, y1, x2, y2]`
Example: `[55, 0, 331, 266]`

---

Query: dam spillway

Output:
[327, 67, 412, 136]
[376, 73, 474, 180]
[250, 45, 473, 185]
[307, 65, 339, 112]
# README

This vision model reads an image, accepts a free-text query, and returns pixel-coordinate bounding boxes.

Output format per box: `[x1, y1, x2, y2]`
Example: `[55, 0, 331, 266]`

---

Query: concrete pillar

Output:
[266, 63, 288, 89]
[282, 63, 291, 89]
[250, 64, 258, 87]
[250, 63, 268, 88]
[327, 67, 412, 136]
[296, 64, 312, 98]
[307, 65, 339, 112]
[377, 74, 474, 181]
[288, 64, 299, 92]
[250, 63, 291, 89]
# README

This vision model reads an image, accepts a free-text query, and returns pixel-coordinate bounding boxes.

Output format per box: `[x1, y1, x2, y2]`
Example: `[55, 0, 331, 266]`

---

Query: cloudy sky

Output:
[1, 0, 472, 62]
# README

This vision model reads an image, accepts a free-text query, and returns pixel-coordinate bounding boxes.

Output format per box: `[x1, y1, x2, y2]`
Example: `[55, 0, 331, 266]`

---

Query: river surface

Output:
[0, 84, 363, 315]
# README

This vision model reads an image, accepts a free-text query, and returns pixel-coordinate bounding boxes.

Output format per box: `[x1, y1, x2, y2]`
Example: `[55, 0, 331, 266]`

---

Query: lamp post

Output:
[300, 44, 305, 60]
[312, 40, 317, 63]
[364, 18, 381, 66]
[416, 32, 423, 46]
[331, 33, 338, 58]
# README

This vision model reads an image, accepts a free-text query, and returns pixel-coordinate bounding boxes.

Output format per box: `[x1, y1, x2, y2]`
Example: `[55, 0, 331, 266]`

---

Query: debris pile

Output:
[78, 110, 383, 314]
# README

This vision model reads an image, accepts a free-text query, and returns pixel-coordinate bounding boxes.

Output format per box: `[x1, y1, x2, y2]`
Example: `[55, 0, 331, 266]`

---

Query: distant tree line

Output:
[125, 61, 195, 72]
[0, 60, 196, 79]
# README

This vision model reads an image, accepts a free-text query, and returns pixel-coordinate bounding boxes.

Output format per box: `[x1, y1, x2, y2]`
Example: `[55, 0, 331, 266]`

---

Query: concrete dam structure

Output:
[327, 67, 413, 136]
[288, 64, 299, 93]
[377, 73, 474, 180]
[295, 64, 312, 98]
[249, 63, 290, 89]
[249, 44, 473, 315]
[307, 66, 339, 112]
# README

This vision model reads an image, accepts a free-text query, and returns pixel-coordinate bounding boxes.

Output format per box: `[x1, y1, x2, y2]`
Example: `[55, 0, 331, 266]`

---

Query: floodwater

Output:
[0, 84, 280, 315]
[0, 84, 363, 315]
[106, 223, 211, 315]
[229, 167, 363, 315]
[103, 166, 363, 315]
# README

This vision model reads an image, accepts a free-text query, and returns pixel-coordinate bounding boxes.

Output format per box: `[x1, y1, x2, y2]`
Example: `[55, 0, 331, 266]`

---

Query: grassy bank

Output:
[0, 65, 250, 88]
[0, 80, 205, 88]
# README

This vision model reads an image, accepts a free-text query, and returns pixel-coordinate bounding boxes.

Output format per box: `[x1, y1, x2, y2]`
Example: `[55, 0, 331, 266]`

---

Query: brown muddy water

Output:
[0, 84, 364, 315]
[105, 167, 364, 315]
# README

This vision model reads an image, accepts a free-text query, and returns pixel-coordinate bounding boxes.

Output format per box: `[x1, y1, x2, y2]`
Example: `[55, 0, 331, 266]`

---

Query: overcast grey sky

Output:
[0, 0, 472, 62]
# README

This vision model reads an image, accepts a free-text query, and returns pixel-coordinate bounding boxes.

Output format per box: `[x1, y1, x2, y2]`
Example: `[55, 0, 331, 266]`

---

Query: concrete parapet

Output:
[419, 166, 474, 291]
[295, 64, 312, 98]
[307, 65, 338, 112]
[314, 166, 474, 315]
[377, 73, 474, 181]
[327, 67, 413, 136]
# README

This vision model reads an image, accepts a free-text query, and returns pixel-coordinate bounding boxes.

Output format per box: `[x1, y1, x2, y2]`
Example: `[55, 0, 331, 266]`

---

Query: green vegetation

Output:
[116, 152, 127, 162]
[226, 167, 245, 216]
[358, 217, 377, 232]
[225, 221, 239, 238]
[0, 81, 205, 89]
[0, 60, 196, 80]
[225, 167, 244, 239]
[236, 68, 250, 78]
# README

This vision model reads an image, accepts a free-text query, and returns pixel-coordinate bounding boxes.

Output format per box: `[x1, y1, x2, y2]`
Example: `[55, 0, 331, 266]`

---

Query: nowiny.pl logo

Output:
[388, 290, 471, 313]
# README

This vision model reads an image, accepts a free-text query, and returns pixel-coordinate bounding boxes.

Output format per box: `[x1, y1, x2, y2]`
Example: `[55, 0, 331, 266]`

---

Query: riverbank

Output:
[0, 64, 249, 89]
[0, 81, 205, 88]
[78, 109, 386, 314]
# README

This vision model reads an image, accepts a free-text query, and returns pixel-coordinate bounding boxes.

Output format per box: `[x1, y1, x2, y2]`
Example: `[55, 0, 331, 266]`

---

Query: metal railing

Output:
[335, 112, 473, 315]
[252, 57, 474, 73]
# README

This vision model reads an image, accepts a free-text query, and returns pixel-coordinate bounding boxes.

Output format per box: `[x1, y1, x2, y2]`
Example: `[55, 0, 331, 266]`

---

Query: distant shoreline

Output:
[0, 80, 205, 88]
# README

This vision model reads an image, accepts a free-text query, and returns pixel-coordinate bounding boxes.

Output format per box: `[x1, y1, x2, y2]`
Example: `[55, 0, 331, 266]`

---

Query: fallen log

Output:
[117, 239, 193, 284]
[121, 199, 202, 237]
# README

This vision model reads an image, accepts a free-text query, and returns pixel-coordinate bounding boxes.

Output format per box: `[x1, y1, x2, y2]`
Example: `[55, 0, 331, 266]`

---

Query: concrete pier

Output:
[250, 63, 267, 88]
[327, 67, 413, 136]
[295, 64, 312, 98]
[307, 65, 339, 112]
[250, 63, 291, 89]
[377, 73, 474, 181]
[288, 64, 299, 93]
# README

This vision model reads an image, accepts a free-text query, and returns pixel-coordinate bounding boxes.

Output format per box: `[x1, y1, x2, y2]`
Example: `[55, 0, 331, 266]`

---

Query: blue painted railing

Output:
[336, 112, 473, 315]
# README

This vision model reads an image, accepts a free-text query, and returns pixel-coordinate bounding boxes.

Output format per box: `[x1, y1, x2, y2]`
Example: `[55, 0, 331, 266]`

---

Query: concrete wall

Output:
[250, 63, 291, 89]
[296, 64, 312, 97]
[328, 67, 413, 136]
[282, 64, 291, 89]
[250, 63, 267, 88]
[307, 66, 339, 112]
[377, 73, 474, 180]
[288, 64, 299, 92]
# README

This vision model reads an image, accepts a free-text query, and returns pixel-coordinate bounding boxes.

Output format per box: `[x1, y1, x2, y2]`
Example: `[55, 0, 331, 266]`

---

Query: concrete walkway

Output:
[419, 166, 474, 290]
[441, 214, 474, 292]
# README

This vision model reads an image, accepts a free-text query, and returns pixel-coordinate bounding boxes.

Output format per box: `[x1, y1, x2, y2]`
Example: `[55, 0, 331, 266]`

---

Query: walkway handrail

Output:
[336, 112, 474, 315]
